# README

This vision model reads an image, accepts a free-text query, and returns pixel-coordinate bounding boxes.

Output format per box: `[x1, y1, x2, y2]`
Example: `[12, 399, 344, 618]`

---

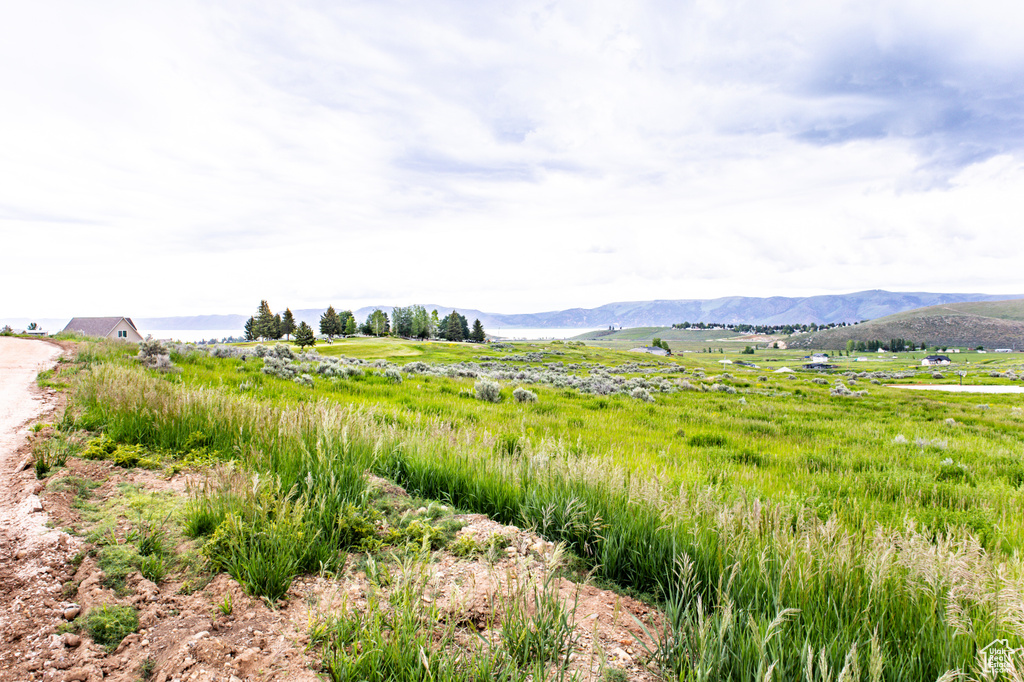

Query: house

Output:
[630, 346, 669, 356]
[921, 355, 951, 366]
[62, 317, 143, 342]
[810, 353, 829, 363]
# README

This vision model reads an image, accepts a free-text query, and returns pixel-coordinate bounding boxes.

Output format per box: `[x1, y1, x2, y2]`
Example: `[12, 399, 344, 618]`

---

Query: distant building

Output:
[810, 353, 829, 363]
[994, 349, 1013, 353]
[921, 355, 951, 366]
[630, 346, 669, 356]
[62, 317, 143, 342]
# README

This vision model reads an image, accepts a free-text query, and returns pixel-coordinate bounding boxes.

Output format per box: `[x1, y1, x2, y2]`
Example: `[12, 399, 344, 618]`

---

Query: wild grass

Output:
[310, 546, 581, 682]
[64, 348, 1024, 680]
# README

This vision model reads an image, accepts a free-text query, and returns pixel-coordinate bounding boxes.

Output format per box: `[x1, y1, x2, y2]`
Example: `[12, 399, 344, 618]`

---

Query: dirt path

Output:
[0, 338, 74, 679]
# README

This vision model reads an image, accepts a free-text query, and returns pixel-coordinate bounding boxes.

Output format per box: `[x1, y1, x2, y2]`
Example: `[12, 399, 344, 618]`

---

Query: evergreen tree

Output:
[294, 321, 316, 348]
[320, 305, 342, 340]
[459, 314, 470, 340]
[272, 314, 283, 340]
[281, 309, 296, 340]
[255, 300, 275, 340]
[444, 311, 464, 341]
[244, 316, 256, 342]
[470, 319, 486, 343]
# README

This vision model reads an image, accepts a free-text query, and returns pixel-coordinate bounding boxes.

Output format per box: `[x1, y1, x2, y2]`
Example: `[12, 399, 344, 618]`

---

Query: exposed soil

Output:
[0, 338, 664, 681]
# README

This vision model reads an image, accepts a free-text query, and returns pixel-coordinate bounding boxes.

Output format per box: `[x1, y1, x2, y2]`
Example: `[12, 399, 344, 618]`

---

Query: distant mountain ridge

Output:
[118, 291, 1024, 331]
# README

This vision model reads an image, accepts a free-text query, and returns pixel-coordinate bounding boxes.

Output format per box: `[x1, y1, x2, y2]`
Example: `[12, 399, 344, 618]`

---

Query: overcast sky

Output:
[3, 1, 1024, 318]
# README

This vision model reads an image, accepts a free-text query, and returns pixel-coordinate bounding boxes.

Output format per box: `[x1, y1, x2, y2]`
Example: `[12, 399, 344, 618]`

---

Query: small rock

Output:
[230, 676, 242, 682]
[63, 634, 81, 648]
[32, 503, 44, 513]
[15, 549, 28, 560]
[63, 670, 89, 682]
[62, 607, 80, 621]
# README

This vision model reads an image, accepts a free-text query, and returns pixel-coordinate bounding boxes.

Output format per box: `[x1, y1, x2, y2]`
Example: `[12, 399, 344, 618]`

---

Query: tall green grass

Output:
[68, 362, 1024, 680]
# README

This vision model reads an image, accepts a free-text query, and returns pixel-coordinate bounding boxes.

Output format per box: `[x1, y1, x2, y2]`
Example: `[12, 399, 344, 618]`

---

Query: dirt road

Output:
[0, 337, 72, 679]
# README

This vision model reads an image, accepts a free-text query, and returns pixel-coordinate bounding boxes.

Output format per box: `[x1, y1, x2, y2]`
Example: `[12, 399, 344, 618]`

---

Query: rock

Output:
[62, 606, 80, 621]
[15, 548, 27, 560]
[63, 670, 89, 682]
[63, 634, 81, 648]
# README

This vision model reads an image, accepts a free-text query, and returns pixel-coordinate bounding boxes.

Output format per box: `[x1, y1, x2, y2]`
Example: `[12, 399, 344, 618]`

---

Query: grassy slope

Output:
[176, 339, 1024, 550]
[67, 337, 1024, 679]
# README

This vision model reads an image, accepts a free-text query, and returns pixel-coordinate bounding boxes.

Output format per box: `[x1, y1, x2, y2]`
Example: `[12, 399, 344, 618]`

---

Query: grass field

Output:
[57, 337, 1024, 680]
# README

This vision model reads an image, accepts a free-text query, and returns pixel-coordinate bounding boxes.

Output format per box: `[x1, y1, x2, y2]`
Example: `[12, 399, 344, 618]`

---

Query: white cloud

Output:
[1, 1, 1023, 319]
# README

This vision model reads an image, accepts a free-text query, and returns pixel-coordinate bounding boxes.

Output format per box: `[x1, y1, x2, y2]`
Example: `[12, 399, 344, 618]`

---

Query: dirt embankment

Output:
[0, 339, 664, 682]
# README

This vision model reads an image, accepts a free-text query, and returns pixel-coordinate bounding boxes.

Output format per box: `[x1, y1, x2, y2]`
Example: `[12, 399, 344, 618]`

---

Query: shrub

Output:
[630, 387, 654, 402]
[82, 604, 138, 650]
[474, 379, 501, 403]
[512, 386, 537, 403]
[384, 367, 403, 383]
[137, 338, 173, 371]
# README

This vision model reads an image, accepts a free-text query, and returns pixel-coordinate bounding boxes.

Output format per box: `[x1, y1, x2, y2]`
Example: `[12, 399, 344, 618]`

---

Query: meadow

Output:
[55, 337, 1024, 680]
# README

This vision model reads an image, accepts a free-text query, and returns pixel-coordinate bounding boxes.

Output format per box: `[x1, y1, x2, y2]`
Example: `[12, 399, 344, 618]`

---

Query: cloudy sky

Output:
[3, 0, 1024, 318]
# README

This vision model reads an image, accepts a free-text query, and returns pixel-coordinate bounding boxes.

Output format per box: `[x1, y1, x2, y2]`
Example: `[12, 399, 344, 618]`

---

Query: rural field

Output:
[20, 335, 1024, 681]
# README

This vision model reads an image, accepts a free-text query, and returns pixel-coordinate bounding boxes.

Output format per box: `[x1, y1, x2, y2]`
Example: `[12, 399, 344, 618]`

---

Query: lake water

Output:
[489, 327, 602, 340]
[887, 384, 1024, 394]
[143, 328, 602, 343]
[144, 329, 245, 342]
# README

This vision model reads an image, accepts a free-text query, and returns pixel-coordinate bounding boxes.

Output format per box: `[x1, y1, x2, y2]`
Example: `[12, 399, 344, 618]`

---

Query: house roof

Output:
[62, 317, 139, 337]
[925, 355, 951, 361]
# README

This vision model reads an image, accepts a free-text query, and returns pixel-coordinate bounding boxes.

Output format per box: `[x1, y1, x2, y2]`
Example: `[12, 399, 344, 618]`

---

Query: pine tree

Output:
[244, 316, 255, 342]
[255, 300, 275, 340]
[444, 311, 464, 341]
[470, 319, 486, 343]
[272, 314, 283, 340]
[281, 309, 296, 340]
[320, 306, 342, 340]
[294, 321, 316, 348]
[344, 315, 357, 336]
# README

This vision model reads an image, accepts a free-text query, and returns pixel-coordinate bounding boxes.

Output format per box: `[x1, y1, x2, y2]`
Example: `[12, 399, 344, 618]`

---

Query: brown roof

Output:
[62, 317, 139, 337]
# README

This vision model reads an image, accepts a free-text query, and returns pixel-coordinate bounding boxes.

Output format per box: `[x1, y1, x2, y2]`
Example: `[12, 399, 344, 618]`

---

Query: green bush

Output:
[82, 604, 138, 650]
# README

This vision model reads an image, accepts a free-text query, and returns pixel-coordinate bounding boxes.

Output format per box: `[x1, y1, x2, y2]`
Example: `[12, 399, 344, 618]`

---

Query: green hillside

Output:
[788, 299, 1024, 350]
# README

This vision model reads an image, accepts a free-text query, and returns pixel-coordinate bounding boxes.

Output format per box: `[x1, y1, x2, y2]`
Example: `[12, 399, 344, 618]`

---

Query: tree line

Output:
[244, 301, 487, 347]
[845, 338, 924, 353]
[672, 320, 860, 335]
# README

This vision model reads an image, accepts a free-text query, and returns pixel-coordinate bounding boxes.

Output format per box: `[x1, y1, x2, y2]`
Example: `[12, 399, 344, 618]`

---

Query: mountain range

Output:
[6, 290, 1022, 333]
[135, 290, 1023, 331]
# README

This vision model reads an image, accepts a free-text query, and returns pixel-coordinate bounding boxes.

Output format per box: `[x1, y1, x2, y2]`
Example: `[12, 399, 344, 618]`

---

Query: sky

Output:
[2, 0, 1024, 319]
